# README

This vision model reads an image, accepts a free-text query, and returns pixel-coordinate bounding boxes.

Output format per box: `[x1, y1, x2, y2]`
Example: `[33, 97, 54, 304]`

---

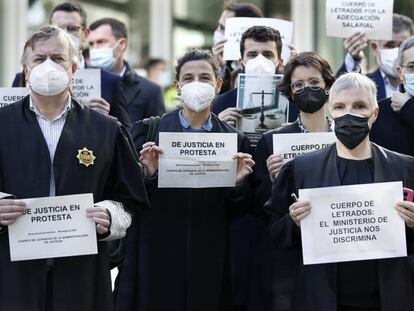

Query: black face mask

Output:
[334, 114, 370, 149]
[293, 87, 328, 113]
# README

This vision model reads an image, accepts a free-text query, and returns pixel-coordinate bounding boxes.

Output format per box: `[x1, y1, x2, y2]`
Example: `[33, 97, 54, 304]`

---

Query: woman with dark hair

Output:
[248, 51, 336, 311]
[115, 49, 254, 311]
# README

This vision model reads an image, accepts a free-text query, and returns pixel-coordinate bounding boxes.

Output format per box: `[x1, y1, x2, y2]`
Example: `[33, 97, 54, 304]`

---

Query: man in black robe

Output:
[267, 72, 414, 311]
[0, 25, 147, 311]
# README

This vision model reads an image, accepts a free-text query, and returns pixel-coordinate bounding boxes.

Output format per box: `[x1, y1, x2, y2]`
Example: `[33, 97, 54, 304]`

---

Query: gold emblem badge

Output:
[76, 148, 96, 167]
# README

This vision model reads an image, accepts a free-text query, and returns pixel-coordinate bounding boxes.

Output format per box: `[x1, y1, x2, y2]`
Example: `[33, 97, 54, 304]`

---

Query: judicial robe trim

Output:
[268, 143, 414, 311]
[0, 96, 148, 311]
[115, 109, 251, 311]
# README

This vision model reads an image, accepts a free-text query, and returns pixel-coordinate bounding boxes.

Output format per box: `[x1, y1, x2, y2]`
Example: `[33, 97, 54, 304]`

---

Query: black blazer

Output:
[268, 143, 414, 311]
[12, 66, 131, 129]
[370, 95, 414, 156]
[122, 61, 165, 123]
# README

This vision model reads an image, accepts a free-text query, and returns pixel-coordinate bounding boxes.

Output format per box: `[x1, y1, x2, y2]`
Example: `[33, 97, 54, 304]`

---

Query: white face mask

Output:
[90, 41, 120, 70]
[378, 47, 399, 78]
[213, 30, 225, 45]
[179, 81, 216, 112]
[28, 59, 71, 96]
[159, 71, 172, 88]
[244, 53, 276, 75]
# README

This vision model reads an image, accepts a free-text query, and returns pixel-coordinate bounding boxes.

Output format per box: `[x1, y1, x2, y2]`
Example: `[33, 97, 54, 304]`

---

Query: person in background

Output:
[337, 13, 414, 101]
[88, 17, 165, 123]
[145, 58, 179, 112]
[212, 2, 263, 94]
[12, 1, 131, 128]
[370, 36, 414, 156]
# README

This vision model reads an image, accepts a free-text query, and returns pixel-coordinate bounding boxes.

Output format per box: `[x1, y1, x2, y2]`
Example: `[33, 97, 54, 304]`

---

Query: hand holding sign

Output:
[395, 201, 414, 228]
[234, 152, 255, 184]
[0, 199, 26, 226]
[343, 31, 368, 61]
[218, 107, 242, 126]
[140, 141, 163, 177]
[86, 206, 111, 235]
[87, 97, 111, 115]
[289, 199, 312, 227]
[266, 154, 284, 182]
[212, 38, 228, 68]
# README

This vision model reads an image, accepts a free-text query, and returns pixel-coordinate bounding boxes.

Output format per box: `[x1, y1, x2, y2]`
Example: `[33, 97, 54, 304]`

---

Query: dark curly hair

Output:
[175, 49, 220, 81]
[240, 26, 282, 59]
[278, 51, 335, 103]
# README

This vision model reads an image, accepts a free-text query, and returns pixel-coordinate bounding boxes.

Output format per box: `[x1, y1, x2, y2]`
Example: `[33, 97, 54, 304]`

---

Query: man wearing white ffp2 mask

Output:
[88, 17, 165, 123]
[338, 13, 414, 101]
[212, 26, 289, 126]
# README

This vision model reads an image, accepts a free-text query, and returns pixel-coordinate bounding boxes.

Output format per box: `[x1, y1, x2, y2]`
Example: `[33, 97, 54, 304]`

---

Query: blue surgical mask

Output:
[89, 41, 120, 70]
[404, 73, 414, 97]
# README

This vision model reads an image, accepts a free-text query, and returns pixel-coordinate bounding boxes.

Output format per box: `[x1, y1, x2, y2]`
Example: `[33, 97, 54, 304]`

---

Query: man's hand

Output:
[218, 107, 242, 126]
[139, 142, 163, 177]
[86, 206, 111, 235]
[344, 32, 367, 62]
[0, 199, 26, 226]
[87, 98, 111, 115]
[212, 38, 228, 68]
[391, 91, 411, 112]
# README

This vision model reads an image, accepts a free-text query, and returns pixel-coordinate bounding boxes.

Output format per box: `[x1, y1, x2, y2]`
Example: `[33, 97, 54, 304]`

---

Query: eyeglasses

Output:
[60, 24, 82, 34]
[291, 77, 323, 93]
[401, 63, 414, 74]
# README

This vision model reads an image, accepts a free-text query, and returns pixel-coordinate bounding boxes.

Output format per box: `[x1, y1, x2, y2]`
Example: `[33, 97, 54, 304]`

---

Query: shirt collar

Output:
[30, 95, 72, 121]
[178, 109, 213, 132]
[119, 64, 127, 77]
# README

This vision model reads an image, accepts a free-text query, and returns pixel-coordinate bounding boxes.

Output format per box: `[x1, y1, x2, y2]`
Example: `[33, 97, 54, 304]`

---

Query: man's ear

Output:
[215, 79, 223, 94]
[370, 106, 379, 125]
[174, 80, 181, 95]
[371, 41, 380, 57]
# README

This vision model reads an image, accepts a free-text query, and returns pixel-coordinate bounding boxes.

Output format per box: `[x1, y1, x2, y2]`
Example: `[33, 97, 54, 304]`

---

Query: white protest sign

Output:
[223, 17, 293, 61]
[158, 132, 238, 188]
[326, 0, 393, 40]
[8, 193, 97, 261]
[0, 87, 30, 108]
[72, 69, 101, 104]
[273, 132, 336, 162]
[300, 181, 406, 265]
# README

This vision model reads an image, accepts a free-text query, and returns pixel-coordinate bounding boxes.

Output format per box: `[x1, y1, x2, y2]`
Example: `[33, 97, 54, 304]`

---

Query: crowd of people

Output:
[1, 1, 414, 311]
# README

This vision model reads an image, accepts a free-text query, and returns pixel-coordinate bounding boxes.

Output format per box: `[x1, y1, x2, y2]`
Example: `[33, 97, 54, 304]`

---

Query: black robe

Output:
[115, 109, 251, 311]
[248, 121, 302, 311]
[267, 143, 414, 311]
[0, 96, 148, 311]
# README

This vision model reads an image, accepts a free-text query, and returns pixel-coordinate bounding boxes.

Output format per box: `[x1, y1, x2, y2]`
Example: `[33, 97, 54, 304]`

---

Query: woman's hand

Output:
[289, 200, 311, 227]
[139, 142, 163, 177]
[395, 201, 414, 228]
[234, 152, 255, 184]
[266, 154, 284, 182]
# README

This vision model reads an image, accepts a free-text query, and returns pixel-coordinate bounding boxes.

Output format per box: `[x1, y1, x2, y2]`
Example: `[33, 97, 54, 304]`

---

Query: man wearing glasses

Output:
[337, 13, 414, 102]
[370, 36, 414, 157]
